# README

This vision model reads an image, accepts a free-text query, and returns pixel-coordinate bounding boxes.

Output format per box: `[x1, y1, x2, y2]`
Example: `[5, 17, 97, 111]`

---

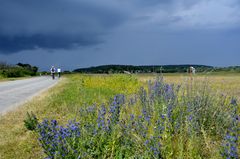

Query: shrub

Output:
[24, 112, 39, 131]
[2, 68, 24, 77]
[0, 62, 38, 78]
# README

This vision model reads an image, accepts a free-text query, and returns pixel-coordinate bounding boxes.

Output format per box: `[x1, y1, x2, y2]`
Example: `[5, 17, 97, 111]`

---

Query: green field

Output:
[0, 74, 239, 158]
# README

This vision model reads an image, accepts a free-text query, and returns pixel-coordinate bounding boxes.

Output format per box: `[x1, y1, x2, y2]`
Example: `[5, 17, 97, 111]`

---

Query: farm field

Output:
[138, 73, 240, 99]
[0, 73, 239, 159]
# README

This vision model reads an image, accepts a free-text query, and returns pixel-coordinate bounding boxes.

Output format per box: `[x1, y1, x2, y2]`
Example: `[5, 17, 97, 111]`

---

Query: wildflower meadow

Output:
[28, 75, 239, 158]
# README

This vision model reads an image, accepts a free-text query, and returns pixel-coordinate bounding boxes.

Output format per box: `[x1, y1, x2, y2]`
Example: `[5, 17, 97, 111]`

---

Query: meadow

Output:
[0, 73, 239, 159]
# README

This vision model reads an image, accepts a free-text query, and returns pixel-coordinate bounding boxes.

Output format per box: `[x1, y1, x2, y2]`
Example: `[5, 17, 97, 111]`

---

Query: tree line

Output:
[73, 65, 215, 74]
[0, 62, 38, 78]
[74, 64, 240, 74]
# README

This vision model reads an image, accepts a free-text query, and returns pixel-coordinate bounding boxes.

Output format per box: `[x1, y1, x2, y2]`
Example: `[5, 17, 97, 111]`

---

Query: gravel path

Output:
[0, 76, 59, 114]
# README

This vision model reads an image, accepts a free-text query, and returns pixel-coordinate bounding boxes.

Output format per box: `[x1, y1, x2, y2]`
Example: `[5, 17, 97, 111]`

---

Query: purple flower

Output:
[130, 114, 134, 120]
[230, 98, 237, 106]
[144, 140, 149, 146]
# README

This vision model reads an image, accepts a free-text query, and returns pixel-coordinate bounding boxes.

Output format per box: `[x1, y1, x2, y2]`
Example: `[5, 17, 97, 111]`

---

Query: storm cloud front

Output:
[0, 0, 128, 53]
[0, 0, 240, 69]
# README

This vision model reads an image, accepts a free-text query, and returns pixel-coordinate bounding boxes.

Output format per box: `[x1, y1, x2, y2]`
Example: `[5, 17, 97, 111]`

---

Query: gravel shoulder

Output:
[0, 76, 59, 114]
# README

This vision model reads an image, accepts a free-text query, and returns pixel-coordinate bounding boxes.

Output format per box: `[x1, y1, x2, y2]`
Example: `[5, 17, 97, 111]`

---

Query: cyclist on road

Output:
[50, 66, 56, 80]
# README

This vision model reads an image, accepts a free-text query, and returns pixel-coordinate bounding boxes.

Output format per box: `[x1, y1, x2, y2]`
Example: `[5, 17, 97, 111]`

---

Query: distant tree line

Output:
[214, 66, 240, 73]
[73, 65, 215, 74]
[0, 62, 38, 78]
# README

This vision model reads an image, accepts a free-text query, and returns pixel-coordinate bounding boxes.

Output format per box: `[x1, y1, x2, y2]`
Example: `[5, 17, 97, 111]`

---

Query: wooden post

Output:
[189, 66, 193, 97]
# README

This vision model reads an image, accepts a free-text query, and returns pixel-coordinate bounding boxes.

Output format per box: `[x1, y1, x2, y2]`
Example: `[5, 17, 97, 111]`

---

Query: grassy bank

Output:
[0, 74, 140, 158]
[0, 74, 239, 158]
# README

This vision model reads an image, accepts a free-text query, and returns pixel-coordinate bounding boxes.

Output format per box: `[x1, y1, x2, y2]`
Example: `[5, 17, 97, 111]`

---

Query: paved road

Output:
[0, 76, 59, 114]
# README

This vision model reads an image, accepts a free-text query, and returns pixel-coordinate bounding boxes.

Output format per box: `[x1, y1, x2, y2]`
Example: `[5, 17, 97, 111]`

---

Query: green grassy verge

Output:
[0, 74, 239, 158]
[0, 74, 140, 158]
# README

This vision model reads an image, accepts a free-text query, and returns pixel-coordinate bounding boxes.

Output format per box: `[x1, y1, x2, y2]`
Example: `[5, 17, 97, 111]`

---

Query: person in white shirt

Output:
[190, 66, 196, 74]
[192, 67, 196, 74]
[57, 68, 61, 78]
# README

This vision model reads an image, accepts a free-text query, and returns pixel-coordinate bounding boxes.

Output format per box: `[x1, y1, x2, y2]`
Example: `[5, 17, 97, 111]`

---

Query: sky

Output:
[0, 0, 239, 71]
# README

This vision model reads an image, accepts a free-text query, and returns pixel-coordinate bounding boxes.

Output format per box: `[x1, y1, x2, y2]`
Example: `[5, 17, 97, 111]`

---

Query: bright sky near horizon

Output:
[0, 0, 239, 70]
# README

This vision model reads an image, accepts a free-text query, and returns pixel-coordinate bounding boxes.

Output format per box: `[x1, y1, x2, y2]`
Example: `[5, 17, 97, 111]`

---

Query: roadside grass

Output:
[0, 76, 33, 82]
[138, 73, 240, 98]
[31, 74, 240, 158]
[0, 78, 67, 159]
[0, 74, 239, 158]
[0, 74, 140, 159]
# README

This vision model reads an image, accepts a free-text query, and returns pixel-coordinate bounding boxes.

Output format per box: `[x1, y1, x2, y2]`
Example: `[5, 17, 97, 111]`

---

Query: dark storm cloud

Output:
[0, 0, 127, 54]
[1, 0, 240, 55]
[131, 0, 240, 30]
[0, 34, 101, 53]
[130, 0, 172, 6]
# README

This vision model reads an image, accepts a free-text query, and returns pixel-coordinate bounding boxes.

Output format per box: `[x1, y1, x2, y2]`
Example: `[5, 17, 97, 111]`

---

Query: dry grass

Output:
[137, 73, 240, 98]
[0, 73, 239, 158]
[0, 74, 140, 159]
[0, 78, 67, 159]
[0, 76, 31, 82]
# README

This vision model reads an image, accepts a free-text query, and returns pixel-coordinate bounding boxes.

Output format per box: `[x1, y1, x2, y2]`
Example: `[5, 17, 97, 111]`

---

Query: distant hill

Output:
[73, 65, 215, 74]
